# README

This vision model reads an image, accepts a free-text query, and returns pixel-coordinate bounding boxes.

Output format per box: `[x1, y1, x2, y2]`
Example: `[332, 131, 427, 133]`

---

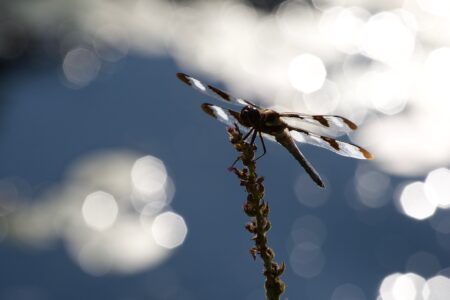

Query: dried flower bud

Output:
[264, 221, 272, 232]
[260, 203, 269, 216]
[243, 203, 256, 216]
[245, 222, 257, 233]
[265, 248, 275, 259]
[227, 126, 285, 299]
[250, 247, 257, 260]
[276, 262, 286, 276]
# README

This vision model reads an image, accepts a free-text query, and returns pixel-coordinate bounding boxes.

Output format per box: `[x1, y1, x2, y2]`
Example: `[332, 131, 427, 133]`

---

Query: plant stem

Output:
[227, 126, 286, 300]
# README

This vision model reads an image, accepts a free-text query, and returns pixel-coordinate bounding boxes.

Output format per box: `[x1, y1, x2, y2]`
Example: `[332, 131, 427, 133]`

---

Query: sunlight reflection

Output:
[354, 165, 391, 208]
[398, 181, 436, 220]
[355, 114, 450, 176]
[378, 273, 426, 300]
[82, 191, 119, 231]
[421, 48, 450, 107]
[130, 155, 172, 213]
[429, 210, 450, 234]
[356, 68, 409, 115]
[303, 80, 340, 114]
[319, 6, 369, 54]
[288, 54, 327, 94]
[289, 212, 327, 280]
[131, 155, 167, 196]
[289, 241, 325, 278]
[293, 174, 330, 208]
[62, 47, 101, 87]
[331, 283, 367, 300]
[417, 0, 450, 17]
[406, 251, 441, 277]
[391, 274, 420, 300]
[291, 215, 327, 247]
[424, 168, 450, 208]
[8, 0, 450, 175]
[6, 150, 184, 275]
[93, 24, 129, 62]
[76, 239, 113, 276]
[435, 231, 450, 251]
[151, 212, 188, 249]
[69, 217, 169, 275]
[360, 11, 416, 65]
[393, 167, 450, 221]
[379, 273, 401, 300]
[423, 275, 450, 299]
[421, 48, 450, 103]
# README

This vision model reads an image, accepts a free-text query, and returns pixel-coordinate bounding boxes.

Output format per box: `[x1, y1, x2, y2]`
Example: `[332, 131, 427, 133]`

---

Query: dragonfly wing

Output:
[177, 73, 260, 108]
[201, 103, 250, 134]
[201, 104, 284, 145]
[275, 130, 324, 188]
[280, 113, 357, 134]
[289, 128, 373, 160]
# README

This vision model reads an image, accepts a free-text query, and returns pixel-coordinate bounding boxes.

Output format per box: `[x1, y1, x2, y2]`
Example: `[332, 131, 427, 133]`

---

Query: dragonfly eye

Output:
[241, 106, 260, 124]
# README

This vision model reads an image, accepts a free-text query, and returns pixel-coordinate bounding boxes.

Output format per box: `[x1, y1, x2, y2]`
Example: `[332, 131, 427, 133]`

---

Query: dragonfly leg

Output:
[255, 131, 266, 161]
[242, 127, 255, 141]
[233, 123, 241, 135]
[229, 128, 261, 168]
[229, 156, 241, 169]
[249, 129, 258, 146]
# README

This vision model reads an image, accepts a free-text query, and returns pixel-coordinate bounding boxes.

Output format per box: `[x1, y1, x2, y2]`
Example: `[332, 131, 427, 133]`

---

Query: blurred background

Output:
[1, 0, 450, 299]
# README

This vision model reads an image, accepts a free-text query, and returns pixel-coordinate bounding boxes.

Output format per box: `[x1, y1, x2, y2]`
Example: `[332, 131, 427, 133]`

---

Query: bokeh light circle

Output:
[288, 53, 327, 94]
[291, 215, 327, 247]
[62, 47, 101, 87]
[331, 283, 367, 300]
[399, 182, 437, 220]
[423, 275, 450, 299]
[289, 242, 325, 278]
[406, 251, 441, 277]
[424, 168, 450, 208]
[82, 191, 119, 231]
[152, 212, 188, 249]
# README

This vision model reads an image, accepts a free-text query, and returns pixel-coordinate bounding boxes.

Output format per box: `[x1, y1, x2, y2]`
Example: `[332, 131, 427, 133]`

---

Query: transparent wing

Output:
[280, 113, 357, 134]
[289, 128, 373, 160]
[177, 73, 259, 108]
[201, 103, 250, 133]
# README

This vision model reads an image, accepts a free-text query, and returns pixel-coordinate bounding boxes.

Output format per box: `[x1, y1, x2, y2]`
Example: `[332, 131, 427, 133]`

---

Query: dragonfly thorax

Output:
[240, 105, 261, 127]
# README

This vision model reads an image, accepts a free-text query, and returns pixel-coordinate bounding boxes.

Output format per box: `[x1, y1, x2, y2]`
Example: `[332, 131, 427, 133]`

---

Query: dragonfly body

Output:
[240, 106, 285, 135]
[177, 72, 373, 188]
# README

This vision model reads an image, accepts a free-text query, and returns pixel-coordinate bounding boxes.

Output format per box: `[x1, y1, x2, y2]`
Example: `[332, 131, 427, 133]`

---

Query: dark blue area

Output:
[0, 55, 446, 300]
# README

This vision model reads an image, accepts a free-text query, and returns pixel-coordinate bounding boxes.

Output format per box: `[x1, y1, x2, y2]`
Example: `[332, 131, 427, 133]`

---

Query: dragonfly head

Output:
[240, 105, 261, 126]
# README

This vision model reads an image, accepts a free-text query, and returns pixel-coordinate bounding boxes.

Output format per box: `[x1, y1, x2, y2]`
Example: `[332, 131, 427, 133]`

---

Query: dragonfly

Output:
[176, 72, 373, 188]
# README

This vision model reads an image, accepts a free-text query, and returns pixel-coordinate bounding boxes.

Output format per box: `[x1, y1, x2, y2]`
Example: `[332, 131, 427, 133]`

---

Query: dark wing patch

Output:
[343, 118, 357, 130]
[202, 103, 216, 118]
[177, 73, 192, 86]
[280, 113, 358, 134]
[208, 85, 231, 102]
[321, 136, 340, 151]
[176, 73, 259, 108]
[313, 116, 329, 127]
